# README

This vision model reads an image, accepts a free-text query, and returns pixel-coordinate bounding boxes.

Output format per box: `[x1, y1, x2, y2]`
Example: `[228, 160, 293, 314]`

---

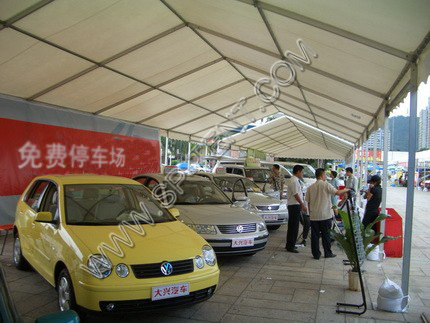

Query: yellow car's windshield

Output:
[64, 184, 174, 225]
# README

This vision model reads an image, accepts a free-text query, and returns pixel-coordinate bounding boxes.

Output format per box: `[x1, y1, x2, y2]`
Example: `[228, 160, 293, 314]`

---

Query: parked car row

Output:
[12, 171, 288, 317]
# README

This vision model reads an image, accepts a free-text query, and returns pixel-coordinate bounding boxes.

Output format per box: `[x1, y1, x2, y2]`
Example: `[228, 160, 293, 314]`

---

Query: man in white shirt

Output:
[285, 165, 307, 253]
[345, 167, 357, 192]
[306, 168, 349, 259]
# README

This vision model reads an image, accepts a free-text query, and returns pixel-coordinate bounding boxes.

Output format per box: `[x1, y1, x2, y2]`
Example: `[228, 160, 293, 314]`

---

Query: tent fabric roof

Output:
[1, 0, 429, 159]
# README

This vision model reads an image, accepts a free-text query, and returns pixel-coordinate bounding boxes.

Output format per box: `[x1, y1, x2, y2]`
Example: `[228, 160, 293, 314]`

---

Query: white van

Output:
[262, 161, 316, 186]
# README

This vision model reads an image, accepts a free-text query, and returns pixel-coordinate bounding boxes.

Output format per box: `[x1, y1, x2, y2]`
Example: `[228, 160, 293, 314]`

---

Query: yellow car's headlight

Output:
[202, 245, 216, 266]
[115, 263, 129, 278]
[87, 254, 112, 279]
[195, 256, 204, 269]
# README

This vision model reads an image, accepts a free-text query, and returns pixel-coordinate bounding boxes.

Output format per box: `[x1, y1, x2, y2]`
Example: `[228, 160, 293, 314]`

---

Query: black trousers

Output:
[300, 213, 311, 240]
[362, 210, 379, 231]
[286, 205, 301, 250]
[310, 219, 333, 258]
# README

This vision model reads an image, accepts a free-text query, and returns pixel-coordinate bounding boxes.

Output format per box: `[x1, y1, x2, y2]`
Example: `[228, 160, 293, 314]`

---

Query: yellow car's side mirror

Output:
[169, 208, 180, 218]
[35, 212, 54, 223]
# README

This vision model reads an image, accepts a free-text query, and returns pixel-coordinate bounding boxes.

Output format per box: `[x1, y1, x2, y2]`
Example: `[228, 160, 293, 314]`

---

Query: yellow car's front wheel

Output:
[57, 268, 77, 312]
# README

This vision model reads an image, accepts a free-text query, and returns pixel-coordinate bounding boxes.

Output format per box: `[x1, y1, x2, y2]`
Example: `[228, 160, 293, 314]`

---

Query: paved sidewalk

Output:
[1, 187, 428, 322]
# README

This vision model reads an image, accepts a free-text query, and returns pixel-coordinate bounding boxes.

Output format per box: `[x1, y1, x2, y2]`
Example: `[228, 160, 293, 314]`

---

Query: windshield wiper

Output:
[67, 221, 119, 226]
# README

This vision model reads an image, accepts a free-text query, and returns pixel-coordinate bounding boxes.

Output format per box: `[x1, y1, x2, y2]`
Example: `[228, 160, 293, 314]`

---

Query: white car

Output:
[196, 173, 288, 230]
[134, 174, 269, 255]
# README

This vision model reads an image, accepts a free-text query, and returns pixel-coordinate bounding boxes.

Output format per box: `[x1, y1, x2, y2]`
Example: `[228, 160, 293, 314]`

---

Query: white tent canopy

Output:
[1, 0, 429, 159]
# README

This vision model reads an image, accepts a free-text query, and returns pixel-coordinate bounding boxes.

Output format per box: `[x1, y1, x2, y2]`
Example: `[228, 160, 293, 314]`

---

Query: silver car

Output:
[196, 173, 288, 230]
[133, 174, 269, 255]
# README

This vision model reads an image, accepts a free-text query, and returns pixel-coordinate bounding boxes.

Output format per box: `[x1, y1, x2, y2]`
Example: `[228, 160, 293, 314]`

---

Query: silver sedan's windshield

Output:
[64, 184, 174, 225]
[173, 181, 231, 205]
[213, 177, 261, 193]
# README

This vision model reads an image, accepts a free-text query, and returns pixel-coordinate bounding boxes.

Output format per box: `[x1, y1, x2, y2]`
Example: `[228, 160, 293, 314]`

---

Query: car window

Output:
[39, 184, 60, 222]
[303, 166, 315, 178]
[171, 181, 231, 205]
[64, 184, 174, 225]
[146, 179, 159, 190]
[244, 169, 270, 183]
[214, 177, 261, 193]
[134, 177, 147, 185]
[25, 181, 50, 211]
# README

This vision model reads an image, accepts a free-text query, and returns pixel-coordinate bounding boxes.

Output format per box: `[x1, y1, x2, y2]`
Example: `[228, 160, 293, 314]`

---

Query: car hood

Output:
[225, 192, 282, 206]
[67, 221, 206, 264]
[248, 192, 282, 206]
[176, 204, 262, 225]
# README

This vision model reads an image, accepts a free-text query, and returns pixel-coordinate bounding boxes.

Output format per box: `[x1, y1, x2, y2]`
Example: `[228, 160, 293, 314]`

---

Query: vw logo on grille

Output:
[236, 225, 244, 233]
[160, 262, 173, 276]
[268, 206, 272, 210]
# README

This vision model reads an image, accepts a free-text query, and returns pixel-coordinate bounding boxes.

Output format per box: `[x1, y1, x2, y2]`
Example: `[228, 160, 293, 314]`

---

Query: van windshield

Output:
[244, 169, 271, 183]
[283, 165, 315, 178]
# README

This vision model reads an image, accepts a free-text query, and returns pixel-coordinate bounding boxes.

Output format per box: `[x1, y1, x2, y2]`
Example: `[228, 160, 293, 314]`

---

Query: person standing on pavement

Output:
[268, 164, 285, 199]
[306, 168, 349, 259]
[299, 179, 311, 246]
[329, 171, 340, 214]
[362, 175, 382, 230]
[285, 165, 307, 253]
[345, 167, 358, 192]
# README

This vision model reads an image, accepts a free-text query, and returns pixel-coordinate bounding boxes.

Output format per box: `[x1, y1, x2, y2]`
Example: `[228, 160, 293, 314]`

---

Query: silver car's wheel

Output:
[13, 235, 29, 270]
[58, 276, 71, 311]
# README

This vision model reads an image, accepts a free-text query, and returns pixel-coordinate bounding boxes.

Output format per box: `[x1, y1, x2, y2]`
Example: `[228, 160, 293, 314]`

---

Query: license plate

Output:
[151, 283, 189, 301]
[263, 214, 278, 221]
[232, 238, 254, 248]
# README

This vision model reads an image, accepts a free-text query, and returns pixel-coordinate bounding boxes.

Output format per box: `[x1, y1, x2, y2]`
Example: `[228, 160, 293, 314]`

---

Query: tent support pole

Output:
[364, 141, 369, 187]
[164, 132, 169, 166]
[380, 116, 389, 258]
[402, 62, 418, 308]
[373, 129, 378, 174]
[187, 136, 191, 166]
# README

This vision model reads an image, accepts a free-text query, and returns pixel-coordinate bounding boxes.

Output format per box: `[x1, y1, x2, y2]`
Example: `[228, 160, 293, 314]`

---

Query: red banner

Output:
[0, 118, 160, 196]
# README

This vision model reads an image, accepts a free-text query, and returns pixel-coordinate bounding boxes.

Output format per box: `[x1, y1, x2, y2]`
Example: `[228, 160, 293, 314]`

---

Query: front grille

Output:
[131, 259, 194, 279]
[99, 285, 217, 312]
[217, 223, 256, 234]
[256, 205, 280, 211]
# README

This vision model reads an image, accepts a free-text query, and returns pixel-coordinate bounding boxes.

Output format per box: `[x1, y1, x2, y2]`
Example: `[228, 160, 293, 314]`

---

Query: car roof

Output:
[219, 164, 269, 170]
[134, 173, 210, 182]
[196, 172, 244, 178]
[34, 174, 139, 185]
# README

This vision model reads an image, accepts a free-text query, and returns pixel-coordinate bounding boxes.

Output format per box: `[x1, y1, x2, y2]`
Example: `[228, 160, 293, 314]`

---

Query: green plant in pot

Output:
[331, 210, 398, 291]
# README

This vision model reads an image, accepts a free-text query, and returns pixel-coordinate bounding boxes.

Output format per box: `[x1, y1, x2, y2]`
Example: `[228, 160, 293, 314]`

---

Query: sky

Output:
[390, 76, 430, 117]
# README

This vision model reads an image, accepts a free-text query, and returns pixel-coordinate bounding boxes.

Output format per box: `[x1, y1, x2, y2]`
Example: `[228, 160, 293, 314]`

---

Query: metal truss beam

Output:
[232, 59, 374, 117]
[0, 0, 55, 31]
[190, 22, 384, 98]
[237, 0, 410, 60]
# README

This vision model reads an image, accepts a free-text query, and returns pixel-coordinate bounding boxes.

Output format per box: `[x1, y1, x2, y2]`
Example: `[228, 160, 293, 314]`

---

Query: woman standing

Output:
[363, 175, 382, 229]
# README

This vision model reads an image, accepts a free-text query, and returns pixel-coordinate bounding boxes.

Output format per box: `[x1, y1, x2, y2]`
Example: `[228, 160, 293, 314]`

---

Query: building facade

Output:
[367, 128, 391, 150]
[418, 99, 430, 151]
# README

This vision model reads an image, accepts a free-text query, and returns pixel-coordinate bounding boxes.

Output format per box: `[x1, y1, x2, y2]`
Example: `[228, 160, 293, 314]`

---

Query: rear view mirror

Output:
[169, 208, 180, 218]
[35, 212, 54, 223]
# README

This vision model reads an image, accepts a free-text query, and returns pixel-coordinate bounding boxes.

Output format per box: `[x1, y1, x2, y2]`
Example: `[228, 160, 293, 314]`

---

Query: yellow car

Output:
[13, 175, 219, 313]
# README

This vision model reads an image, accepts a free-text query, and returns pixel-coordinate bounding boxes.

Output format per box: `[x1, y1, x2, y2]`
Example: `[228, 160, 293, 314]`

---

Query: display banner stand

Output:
[336, 195, 367, 315]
